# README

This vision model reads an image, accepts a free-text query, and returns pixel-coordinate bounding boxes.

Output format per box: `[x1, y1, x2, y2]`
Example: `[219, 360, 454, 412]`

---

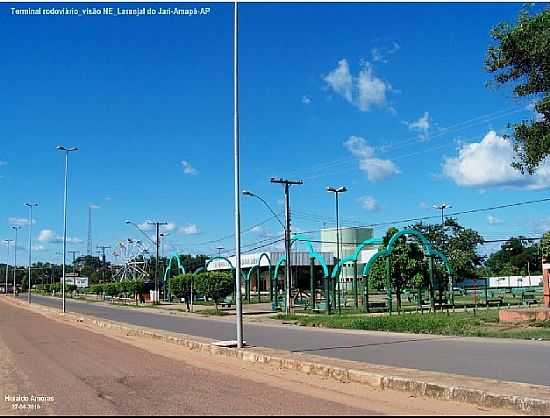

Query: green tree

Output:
[485, 236, 541, 275]
[194, 271, 233, 311]
[412, 218, 485, 281]
[485, 6, 550, 174]
[539, 231, 550, 262]
[169, 274, 193, 310]
[366, 227, 427, 310]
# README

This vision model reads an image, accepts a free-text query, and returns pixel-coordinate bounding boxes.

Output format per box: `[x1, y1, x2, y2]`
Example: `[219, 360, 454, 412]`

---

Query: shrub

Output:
[169, 274, 193, 300]
[90, 283, 105, 297]
[193, 271, 234, 310]
[104, 282, 120, 297]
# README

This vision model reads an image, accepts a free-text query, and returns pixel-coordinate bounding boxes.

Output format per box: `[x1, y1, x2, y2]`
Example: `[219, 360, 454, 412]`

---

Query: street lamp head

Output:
[327, 186, 347, 193]
[125, 220, 132, 225]
[25, 202, 38, 208]
[56, 145, 79, 152]
[242, 190, 254, 197]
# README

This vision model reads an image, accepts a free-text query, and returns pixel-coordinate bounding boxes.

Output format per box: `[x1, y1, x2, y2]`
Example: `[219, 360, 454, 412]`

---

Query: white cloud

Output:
[89, 204, 101, 209]
[32, 244, 45, 251]
[356, 62, 389, 111]
[343, 136, 400, 181]
[487, 215, 503, 225]
[324, 59, 392, 112]
[527, 101, 544, 122]
[443, 130, 550, 190]
[406, 112, 430, 140]
[181, 160, 198, 176]
[371, 42, 400, 63]
[179, 224, 200, 235]
[301, 95, 312, 105]
[37, 229, 82, 244]
[137, 221, 175, 234]
[138, 221, 154, 231]
[532, 217, 550, 234]
[38, 229, 55, 242]
[358, 196, 380, 211]
[323, 59, 353, 103]
[370, 48, 385, 63]
[161, 223, 176, 233]
[419, 201, 429, 209]
[8, 217, 36, 226]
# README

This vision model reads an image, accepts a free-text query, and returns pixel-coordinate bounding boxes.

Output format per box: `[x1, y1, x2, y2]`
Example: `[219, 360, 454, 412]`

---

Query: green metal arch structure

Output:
[331, 237, 384, 279]
[290, 234, 330, 278]
[362, 229, 453, 277]
[163, 253, 187, 301]
[387, 228, 435, 256]
[245, 252, 272, 283]
[359, 228, 454, 312]
[245, 252, 273, 303]
[204, 256, 247, 282]
[193, 266, 206, 275]
[272, 254, 287, 281]
[163, 253, 187, 285]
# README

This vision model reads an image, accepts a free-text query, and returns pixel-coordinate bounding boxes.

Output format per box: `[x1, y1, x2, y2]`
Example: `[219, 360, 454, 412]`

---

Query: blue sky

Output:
[1, 2, 549, 264]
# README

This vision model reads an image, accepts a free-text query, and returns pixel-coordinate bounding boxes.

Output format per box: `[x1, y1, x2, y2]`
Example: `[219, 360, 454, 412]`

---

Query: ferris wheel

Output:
[112, 238, 151, 282]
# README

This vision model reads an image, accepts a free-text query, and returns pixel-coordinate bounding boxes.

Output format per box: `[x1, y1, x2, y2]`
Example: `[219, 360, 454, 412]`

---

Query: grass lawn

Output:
[274, 310, 550, 340]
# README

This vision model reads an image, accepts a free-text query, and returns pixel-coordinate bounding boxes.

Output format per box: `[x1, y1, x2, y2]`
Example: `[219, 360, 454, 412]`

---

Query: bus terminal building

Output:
[206, 227, 380, 293]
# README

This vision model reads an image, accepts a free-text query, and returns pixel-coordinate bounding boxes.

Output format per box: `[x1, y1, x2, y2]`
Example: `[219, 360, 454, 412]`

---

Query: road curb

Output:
[4, 296, 550, 415]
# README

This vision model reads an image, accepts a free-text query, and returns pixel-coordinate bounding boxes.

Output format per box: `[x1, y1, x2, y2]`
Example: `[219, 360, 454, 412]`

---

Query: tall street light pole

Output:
[160, 232, 169, 301]
[4, 239, 14, 294]
[233, 0, 244, 348]
[433, 203, 452, 229]
[11, 225, 21, 296]
[242, 190, 285, 230]
[327, 186, 347, 314]
[242, 190, 285, 310]
[270, 177, 303, 315]
[432, 203, 452, 307]
[147, 222, 167, 304]
[24, 202, 38, 303]
[57, 145, 79, 313]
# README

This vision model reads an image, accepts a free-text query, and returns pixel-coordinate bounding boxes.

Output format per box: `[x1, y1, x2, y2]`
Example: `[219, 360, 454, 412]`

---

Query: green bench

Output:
[521, 292, 538, 306]
[486, 297, 504, 306]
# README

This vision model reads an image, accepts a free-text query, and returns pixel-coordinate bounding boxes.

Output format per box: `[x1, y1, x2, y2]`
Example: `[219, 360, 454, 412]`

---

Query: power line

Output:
[186, 213, 283, 247]
[293, 196, 550, 236]
[290, 107, 526, 181]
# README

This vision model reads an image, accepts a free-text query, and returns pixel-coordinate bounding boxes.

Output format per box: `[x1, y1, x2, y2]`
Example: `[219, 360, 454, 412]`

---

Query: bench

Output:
[486, 297, 504, 306]
[111, 297, 134, 305]
[521, 293, 538, 306]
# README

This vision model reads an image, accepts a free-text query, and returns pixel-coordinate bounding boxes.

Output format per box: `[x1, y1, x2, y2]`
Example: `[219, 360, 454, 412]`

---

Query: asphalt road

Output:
[0, 299, 376, 415]
[21, 294, 550, 387]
